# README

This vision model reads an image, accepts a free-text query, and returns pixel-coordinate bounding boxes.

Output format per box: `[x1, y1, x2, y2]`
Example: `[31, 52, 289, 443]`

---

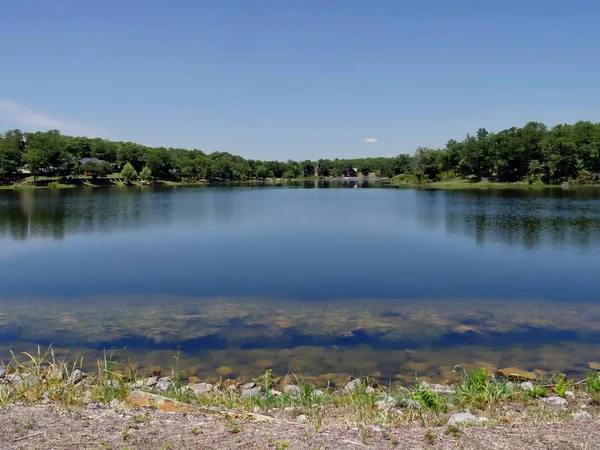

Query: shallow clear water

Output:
[1, 182, 599, 383]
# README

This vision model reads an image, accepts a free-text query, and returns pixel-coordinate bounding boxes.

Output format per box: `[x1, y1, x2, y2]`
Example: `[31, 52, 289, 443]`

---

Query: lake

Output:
[1, 182, 600, 384]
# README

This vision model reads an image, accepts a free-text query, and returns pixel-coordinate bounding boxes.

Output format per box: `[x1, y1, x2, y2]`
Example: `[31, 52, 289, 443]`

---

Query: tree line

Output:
[1, 121, 600, 184]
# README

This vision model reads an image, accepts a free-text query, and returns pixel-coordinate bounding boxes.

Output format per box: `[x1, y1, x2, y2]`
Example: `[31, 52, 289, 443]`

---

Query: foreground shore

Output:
[1, 350, 600, 449]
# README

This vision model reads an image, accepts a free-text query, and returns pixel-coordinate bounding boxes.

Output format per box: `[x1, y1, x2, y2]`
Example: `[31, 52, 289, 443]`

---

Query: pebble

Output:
[69, 369, 86, 385]
[284, 384, 301, 395]
[189, 382, 213, 395]
[296, 414, 307, 423]
[572, 411, 592, 420]
[447, 412, 489, 425]
[136, 377, 158, 388]
[344, 378, 361, 392]
[314, 389, 324, 397]
[565, 390, 575, 399]
[542, 396, 567, 406]
[520, 382, 534, 391]
[241, 386, 263, 397]
[253, 405, 261, 413]
[155, 377, 172, 391]
[6, 374, 22, 384]
[365, 386, 375, 394]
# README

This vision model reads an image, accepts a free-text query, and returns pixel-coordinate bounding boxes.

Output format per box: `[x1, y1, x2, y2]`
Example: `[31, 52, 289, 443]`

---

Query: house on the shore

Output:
[79, 157, 105, 166]
[343, 167, 359, 178]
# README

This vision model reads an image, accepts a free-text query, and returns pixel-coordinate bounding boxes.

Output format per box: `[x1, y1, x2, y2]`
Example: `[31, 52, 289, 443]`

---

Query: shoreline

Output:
[1, 348, 599, 449]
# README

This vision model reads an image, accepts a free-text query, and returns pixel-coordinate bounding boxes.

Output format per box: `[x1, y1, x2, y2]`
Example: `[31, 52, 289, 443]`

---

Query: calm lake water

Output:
[1, 182, 599, 383]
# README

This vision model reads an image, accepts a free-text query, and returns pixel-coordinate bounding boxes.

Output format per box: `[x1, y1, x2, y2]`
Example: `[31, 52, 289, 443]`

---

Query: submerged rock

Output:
[241, 386, 263, 397]
[284, 384, 301, 395]
[447, 412, 488, 425]
[189, 382, 213, 395]
[498, 367, 535, 381]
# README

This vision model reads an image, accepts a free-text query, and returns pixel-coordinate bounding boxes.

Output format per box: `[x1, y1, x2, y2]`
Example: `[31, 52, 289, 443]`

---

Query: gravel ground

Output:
[1, 404, 599, 450]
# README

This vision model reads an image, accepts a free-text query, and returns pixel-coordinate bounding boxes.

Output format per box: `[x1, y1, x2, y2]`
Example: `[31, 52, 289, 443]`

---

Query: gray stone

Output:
[189, 382, 213, 395]
[69, 369, 87, 385]
[572, 411, 592, 420]
[108, 399, 121, 409]
[6, 374, 22, 383]
[375, 395, 396, 409]
[270, 389, 282, 396]
[284, 384, 301, 395]
[420, 381, 454, 394]
[106, 380, 120, 389]
[365, 386, 375, 394]
[253, 405, 261, 413]
[284, 406, 299, 412]
[0, 368, 6, 379]
[296, 414, 307, 423]
[242, 382, 256, 390]
[87, 403, 102, 410]
[241, 386, 263, 397]
[136, 376, 158, 387]
[565, 390, 575, 399]
[227, 384, 237, 391]
[155, 377, 172, 391]
[344, 378, 362, 392]
[520, 381, 534, 391]
[447, 412, 489, 426]
[505, 382, 515, 390]
[542, 396, 567, 406]
[314, 389, 324, 397]
[399, 399, 421, 410]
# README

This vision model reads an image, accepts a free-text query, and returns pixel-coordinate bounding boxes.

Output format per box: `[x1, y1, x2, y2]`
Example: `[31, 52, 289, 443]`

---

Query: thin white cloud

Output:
[0, 99, 105, 136]
[364, 138, 378, 143]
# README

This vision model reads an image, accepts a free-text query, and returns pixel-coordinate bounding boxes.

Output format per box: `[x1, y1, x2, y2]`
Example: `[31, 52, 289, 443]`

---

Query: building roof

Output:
[79, 157, 105, 165]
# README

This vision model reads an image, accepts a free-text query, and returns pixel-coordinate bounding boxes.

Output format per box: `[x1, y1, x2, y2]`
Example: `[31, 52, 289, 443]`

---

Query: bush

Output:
[140, 166, 152, 181]
[120, 162, 138, 181]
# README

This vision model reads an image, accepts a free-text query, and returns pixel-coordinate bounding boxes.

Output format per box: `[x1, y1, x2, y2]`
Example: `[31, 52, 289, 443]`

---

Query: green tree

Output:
[0, 129, 24, 177]
[120, 162, 138, 182]
[139, 166, 152, 181]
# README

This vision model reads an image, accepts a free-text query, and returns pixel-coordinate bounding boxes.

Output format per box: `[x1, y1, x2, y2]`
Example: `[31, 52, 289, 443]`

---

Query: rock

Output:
[284, 384, 301, 395]
[565, 390, 575, 399]
[270, 389, 282, 396]
[365, 386, 375, 394]
[106, 380, 120, 389]
[242, 382, 256, 390]
[241, 386, 263, 397]
[227, 384, 237, 391]
[253, 405, 261, 413]
[375, 395, 397, 409]
[588, 362, 600, 371]
[0, 368, 6, 379]
[344, 378, 362, 392]
[505, 382, 515, 390]
[447, 412, 489, 426]
[542, 396, 567, 406]
[398, 399, 421, 410]
[6, 374, 22, 383]
[136, 376, 158, 387]
[87, 403, 102, 410]
[108, 399, 121, 409]
[123, 390, 198, 413]
[498, 367, 535, 381]
[572, 411, 592, 420]
[314, 389, 324, 397]
[155, 377, 172, 391]
[69, 369, 87, 385]
[520, 382, 534, 391]
[189, 382, 213, 395]
[284, 406, 299, 412]
[188, 376, 201, 384]
[422, 382, 454, 394]
[296, 414, 307, 423]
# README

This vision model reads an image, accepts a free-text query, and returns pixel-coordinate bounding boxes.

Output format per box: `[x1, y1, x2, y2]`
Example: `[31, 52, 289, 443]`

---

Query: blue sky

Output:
[1, 0, 599, 160]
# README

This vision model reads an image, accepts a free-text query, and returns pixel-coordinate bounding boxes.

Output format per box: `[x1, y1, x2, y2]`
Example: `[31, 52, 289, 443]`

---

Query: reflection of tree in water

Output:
[416, 189, 600, 251]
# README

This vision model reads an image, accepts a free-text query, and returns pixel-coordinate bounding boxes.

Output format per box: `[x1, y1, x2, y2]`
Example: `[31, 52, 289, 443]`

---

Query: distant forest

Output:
[1, 121, 600, 184]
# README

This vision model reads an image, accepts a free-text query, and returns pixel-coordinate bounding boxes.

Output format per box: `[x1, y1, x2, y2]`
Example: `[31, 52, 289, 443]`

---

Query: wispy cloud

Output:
[364, 138, 378, 143]
[0, 99, 105, 136]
